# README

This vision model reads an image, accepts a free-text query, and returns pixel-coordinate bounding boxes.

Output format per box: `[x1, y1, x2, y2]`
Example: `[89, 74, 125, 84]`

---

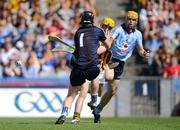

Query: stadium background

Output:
[0, 0, 180, 120]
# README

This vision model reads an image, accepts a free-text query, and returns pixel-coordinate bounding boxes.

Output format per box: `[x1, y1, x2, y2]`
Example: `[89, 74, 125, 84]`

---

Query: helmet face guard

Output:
[81, 11, 94, 24]
[101, 17, 115, 31]
[101, 24, 112, 31]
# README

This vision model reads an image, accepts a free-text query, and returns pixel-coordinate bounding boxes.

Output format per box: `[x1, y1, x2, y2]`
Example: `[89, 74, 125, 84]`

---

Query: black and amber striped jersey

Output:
[99, 50, 112, 70]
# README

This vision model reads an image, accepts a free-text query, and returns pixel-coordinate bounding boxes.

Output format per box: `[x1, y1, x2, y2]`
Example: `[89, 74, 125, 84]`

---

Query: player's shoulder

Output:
[111, 24, 123, 33]
[94, 25, 104, 31]
[134, 28, 142, 36]
[113, 24, 123, 30]
[134, 28, 142, 34]
[93, 25, 106, 34]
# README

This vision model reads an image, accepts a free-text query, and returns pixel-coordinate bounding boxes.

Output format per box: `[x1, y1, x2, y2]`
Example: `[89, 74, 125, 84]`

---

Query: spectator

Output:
[175, 44, 180, 64]
[39, 42, 57, 76]
[170, 31, 180, 52]
[162, 14, 180, 41]
[16, 17, 28, 40]
[0, 37, 19, 66]
[139, 0, 158, 30]
[16, 40, 28, 60]
[22, 52, 40, 78]
[163, 55, 180, 78]
[151, 37, 173, 76]
[2, 57, 23, 78]
[56, 58, 71, 78]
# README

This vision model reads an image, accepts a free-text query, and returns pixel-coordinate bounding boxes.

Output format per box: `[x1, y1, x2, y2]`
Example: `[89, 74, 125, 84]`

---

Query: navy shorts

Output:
[111, 58, 125, 79]
[70, 66, 100, 86]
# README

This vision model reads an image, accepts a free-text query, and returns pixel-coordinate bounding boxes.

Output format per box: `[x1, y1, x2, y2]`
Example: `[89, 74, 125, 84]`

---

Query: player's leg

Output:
[88, 65, 114, 110]
[98, 83, 104, 97]
[71, 81, 90, 124]
[92, 79, 120, 123]
[71, 66, 99, 124]
[55, 68, 85, 125]
[97, 79, 120, 109]
[98, 70, 105, 97]
[97, 62, 114, 98]
[94, 62, 114, 108]
[55, 85, 80, 124]
[93, 59, 125, 123]
[105, 63, 114, 81]
[88, 76, 99, 110]
[86, 66, 100, 110]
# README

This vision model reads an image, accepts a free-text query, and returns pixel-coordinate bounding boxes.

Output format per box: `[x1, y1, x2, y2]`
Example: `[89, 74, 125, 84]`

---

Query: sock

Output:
[61, 106, 69, 116]
[91, 93, 98, 104]
[73, 112, 80, 121]
[94, 105, 103, 114]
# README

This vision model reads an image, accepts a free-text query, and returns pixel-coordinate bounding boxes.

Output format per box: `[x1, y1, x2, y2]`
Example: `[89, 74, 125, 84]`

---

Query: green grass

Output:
[0, 117, 180, 130]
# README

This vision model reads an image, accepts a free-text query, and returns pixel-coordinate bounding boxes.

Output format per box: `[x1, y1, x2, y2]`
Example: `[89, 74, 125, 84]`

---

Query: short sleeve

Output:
[99, 28, 106, 41]
[136, 31, 143, 46]
[111, 26, 121, 40]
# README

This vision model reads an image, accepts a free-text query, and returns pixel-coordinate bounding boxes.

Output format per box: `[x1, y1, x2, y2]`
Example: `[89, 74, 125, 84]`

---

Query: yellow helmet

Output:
[102, 17, 115, 28]
[126, 11, 138, 19]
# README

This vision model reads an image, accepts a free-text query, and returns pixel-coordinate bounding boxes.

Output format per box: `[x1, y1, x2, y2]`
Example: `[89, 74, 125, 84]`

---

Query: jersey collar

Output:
[121, 23, 135, 34]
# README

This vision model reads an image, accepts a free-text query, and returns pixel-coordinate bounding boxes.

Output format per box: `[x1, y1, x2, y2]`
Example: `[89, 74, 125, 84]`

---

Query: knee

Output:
[79, 87, 88, 98]
[105, 75, 114, 81]
[105, 73, 114, 81]
[67, 93, 77, 99]
[67, 90, 78, 99]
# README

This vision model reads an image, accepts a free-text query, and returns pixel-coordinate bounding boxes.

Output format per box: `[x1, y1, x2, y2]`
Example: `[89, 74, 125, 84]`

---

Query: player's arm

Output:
[97, 44, 107, 55]
[97, 36, 113, 54]
[98, 27, 112, 51]
[136, 32, 150, 59]
[101, 29, 112, 49]
[137, 44, 150, 59]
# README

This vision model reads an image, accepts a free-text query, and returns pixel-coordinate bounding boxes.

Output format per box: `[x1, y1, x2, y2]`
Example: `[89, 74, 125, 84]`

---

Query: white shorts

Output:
[98, 70, 105, 84]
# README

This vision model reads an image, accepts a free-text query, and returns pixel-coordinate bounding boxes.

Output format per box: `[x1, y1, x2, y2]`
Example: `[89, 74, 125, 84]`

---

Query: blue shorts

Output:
[70, 66, 100, 86]
[111, 58, 125, 79]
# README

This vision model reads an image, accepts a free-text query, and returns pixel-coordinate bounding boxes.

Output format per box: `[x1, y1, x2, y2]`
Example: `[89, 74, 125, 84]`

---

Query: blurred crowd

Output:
[0, 0, 98, 78]
[138, 0, 180, 78]
[0, 0, 179, 79]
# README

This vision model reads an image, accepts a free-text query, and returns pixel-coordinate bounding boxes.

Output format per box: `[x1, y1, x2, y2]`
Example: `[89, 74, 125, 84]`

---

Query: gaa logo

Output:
[15, 92, 63, 112]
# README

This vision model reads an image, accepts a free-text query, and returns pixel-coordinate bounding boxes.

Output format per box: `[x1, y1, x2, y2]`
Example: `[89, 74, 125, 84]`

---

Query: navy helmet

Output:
[80, 11, 94, 24]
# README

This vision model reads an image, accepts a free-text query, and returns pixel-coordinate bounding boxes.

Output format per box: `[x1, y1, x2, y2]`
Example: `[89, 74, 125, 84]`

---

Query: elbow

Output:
[97, 45, 107, 54]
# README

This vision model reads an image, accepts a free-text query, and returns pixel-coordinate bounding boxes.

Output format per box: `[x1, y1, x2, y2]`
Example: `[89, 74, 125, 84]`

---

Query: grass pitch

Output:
[0, 117, 179, 130]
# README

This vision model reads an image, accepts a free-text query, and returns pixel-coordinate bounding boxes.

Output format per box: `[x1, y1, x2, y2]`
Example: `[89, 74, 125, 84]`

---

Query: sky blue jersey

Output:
[111, 24, 143, 61]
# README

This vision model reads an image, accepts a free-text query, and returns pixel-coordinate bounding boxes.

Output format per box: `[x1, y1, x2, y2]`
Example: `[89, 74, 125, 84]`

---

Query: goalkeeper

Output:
[55, 11, 111, 125]
[71, 17, 116, 124]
